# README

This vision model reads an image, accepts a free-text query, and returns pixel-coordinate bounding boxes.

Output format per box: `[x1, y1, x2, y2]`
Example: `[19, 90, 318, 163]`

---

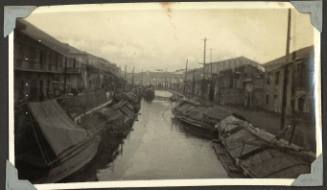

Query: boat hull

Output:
[176, 116, 217, 139]
[35, 136, 100, 183]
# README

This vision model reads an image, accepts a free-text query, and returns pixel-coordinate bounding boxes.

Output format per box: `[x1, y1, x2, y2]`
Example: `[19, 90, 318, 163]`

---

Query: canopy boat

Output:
[143, 86, 155, 102]
[169, 93, 184, 102]
[173, 99, 231, 139]
[113, 91, 141, 112]
[213, 115, 315, 178]
[15, 100, 100, 183]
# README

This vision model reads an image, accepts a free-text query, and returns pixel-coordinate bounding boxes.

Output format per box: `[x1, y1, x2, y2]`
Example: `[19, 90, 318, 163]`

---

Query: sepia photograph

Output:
[9, 1, 322, 188]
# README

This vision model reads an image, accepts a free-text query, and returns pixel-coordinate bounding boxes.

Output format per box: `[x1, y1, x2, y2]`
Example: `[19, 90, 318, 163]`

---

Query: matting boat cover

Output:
[28, 100, 88, 156]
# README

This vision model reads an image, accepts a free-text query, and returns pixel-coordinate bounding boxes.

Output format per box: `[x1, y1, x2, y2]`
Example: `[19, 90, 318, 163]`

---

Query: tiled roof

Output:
[16, 19, 71, 56]
[263, 46, 314, 72]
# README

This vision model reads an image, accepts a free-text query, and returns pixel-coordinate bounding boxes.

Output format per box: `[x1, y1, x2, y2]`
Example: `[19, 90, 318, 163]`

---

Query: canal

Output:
[96, 90, 228, 180]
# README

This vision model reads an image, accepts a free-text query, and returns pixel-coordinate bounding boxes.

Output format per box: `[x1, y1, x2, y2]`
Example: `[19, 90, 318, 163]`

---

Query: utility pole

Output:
[63, 57, 67, 94]
[202, 38, 207, 80]
[210, 48, 213, 78]
[209, 48, 214, 101]
[183, 59, 188, 96]
[201, 37, 207, 98]
[141, 68, 144, 87]
[280, 8, 292, 130]
[124, 65, 127, 81]
[132, 66, 135, 87]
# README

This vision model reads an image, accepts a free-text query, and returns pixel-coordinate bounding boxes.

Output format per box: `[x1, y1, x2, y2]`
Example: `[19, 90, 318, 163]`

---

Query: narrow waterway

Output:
[97, 90, 228, 180]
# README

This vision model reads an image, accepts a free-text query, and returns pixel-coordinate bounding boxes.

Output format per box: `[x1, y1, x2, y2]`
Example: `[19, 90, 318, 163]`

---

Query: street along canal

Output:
[96, 90, 228, 180]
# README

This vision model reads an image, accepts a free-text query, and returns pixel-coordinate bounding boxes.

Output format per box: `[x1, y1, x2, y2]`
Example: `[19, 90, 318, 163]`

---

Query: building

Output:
[183, 57, 265, 107]
[131, 71, 184, 89]
[14, 19, 72, 102]
[262, 46, 314, 116]
[14, 19, 123, 104]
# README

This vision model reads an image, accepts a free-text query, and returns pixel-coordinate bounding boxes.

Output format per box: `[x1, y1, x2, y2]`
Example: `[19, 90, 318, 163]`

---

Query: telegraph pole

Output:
[280, 8, 292, 130]
[201, 37, 207, 98]
[210, 48, 213, 78]
[202, 38, 207, 80]
[131, 66, 135, 87]
[183, 59, 188, 96]
[124, 65, 127, 81]
[141, 68, 144, 87]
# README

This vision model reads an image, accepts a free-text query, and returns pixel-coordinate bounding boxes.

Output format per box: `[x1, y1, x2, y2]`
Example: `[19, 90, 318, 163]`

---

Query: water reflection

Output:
[97, 90, 228, 180]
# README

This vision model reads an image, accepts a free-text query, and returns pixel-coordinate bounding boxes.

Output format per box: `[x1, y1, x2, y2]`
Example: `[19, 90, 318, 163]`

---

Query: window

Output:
[266, 74, 270, 85]
[275, 71, 280, 85]
[266, 94, 269, 104]
[298, 97, 305, 112]
[274, 94, 278, 100]
[297, 63, 305, 88]
[55, 54, 59, 70]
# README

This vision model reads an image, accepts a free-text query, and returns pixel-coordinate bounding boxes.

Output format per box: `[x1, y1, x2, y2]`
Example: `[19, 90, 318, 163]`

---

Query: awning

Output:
[28, 100, 88, 156]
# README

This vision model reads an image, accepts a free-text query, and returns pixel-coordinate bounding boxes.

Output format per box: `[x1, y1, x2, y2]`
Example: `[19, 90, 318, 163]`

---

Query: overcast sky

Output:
[26, 3, 314, 72]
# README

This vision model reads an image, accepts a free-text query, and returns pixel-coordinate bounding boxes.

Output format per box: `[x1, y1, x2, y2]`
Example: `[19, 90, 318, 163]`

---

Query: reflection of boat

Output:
[15, 100, 100, 183]
[213, 115, 315, 178]
[172, 99, 231, 139]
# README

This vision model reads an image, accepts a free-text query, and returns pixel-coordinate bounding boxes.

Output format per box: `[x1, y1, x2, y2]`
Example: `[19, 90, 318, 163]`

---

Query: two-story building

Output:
[262, 46, 314, 117]
[14, 19, 70, 102]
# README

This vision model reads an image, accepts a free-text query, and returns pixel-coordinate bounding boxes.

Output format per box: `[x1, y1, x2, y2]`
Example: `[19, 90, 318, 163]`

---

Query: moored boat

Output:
[15, 99, 100, 183]
[213, 115, 315, 178]
[172, 99, 231, 139]
[143, 86, 155, 102]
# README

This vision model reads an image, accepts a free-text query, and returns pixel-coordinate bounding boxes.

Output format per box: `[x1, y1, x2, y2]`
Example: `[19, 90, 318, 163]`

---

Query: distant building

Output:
[212, 57, 265, 107]
[262, 46, 314, 116]
[132, 71, 184, 89]
[184, 57, 265, 107]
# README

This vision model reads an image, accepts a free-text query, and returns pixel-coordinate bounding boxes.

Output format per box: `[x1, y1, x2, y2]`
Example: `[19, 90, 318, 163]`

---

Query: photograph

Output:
[9, 1, 322, 188]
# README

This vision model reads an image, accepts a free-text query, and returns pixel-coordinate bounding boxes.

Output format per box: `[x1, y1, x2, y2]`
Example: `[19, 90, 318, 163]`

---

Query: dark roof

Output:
[16, 19, 72, 56]
[263, 46, 314, 72]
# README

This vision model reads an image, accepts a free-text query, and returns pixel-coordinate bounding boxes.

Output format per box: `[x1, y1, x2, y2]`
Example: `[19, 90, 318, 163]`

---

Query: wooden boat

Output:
[173, 99, 231, 139]
[113, 91, 141, 112]
[61, 98, 140, 181]
[213, 115, 315, 178]
[15, 100, 100, 183]
[143, 86, 155, 102]
[169, 93, 184, 102]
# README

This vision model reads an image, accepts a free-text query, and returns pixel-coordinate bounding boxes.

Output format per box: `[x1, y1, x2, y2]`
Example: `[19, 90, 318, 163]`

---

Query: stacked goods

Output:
[213, 115, 315, 178]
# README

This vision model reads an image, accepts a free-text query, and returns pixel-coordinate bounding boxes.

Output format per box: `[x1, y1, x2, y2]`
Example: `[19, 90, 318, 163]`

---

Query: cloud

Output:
[26, 4, 313, 72]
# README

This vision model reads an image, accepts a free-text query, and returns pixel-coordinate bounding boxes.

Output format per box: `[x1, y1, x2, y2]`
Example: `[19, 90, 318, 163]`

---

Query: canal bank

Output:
[97, 90, 228, 180]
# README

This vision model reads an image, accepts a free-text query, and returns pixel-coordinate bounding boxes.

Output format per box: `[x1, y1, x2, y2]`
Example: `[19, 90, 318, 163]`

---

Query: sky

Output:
[25, 2, 314, 72]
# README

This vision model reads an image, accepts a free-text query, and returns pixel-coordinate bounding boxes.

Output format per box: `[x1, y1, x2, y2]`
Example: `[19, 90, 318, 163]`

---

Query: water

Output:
[97, 90, 228, 180]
